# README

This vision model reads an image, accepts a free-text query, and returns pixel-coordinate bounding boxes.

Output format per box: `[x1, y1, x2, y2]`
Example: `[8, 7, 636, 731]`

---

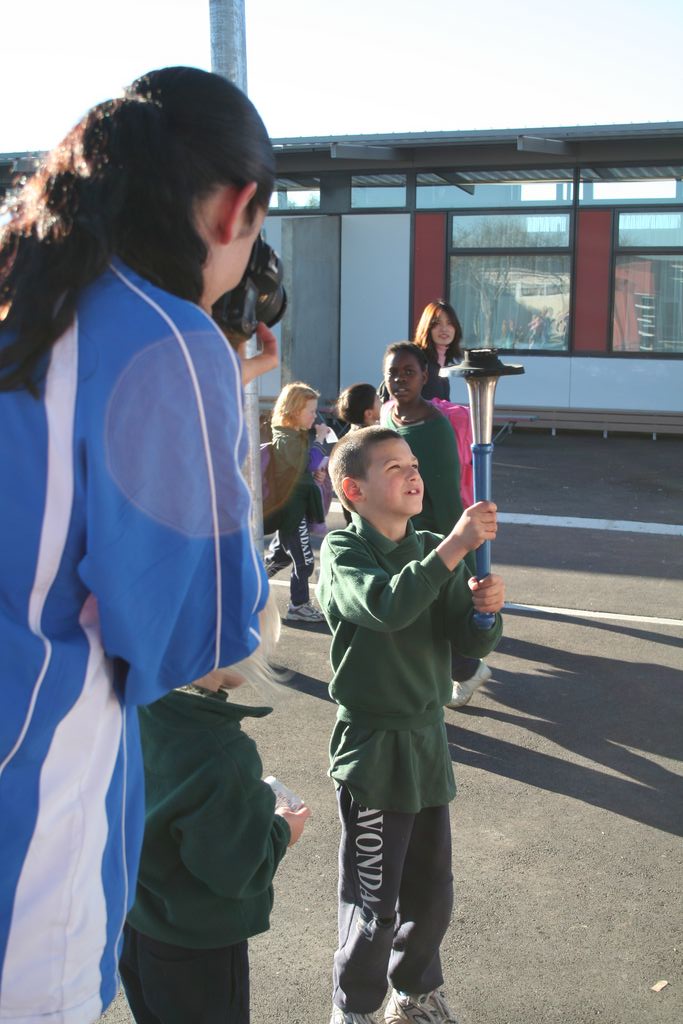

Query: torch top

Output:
[440, 347, 525, 380]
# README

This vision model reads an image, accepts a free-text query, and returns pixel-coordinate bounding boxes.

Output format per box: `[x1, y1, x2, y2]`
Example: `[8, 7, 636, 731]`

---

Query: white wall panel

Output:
[569, 358, 683, 412]
[450, 356, 683, 412]
[340, 214, 411, 388]
[445, 356, 572, 409]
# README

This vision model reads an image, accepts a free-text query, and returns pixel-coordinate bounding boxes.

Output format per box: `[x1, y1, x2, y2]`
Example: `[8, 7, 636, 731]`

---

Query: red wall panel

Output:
[412, 213, 447, 334]
[573, 209, 612, 352]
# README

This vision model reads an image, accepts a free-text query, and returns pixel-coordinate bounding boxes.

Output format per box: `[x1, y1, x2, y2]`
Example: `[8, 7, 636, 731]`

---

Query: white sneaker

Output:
[330, 1008, 378, 1024]
[385, 988, 459, 1023]
[284, 601, 325, 623]
[446, 660, 492, 709]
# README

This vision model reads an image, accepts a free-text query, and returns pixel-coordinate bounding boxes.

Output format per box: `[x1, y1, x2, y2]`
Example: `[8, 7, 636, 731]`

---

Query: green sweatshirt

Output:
[127, 689, 291, 949]
[269, 425, 324, 534]
[318, 514, 502, 813]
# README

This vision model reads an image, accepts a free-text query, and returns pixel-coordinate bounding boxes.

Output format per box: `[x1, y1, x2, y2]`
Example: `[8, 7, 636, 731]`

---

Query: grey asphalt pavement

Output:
[102, 433, 683, 1024]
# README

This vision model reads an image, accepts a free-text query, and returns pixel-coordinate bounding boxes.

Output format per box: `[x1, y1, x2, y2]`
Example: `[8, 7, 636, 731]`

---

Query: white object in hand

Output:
[264, 775, 304, 810]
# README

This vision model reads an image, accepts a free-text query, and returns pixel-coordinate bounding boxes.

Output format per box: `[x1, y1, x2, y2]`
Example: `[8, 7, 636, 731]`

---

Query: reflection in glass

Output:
[579, 169, 682, 206]
[613, 255, 683, 353]
[351, 174, 406, 208]
[269, 189, 320, 210]
[416, 172, 573, 210]
[449, 254, 571, 350]
[452, 212, 570, 249]
[617, 211, 683, 248]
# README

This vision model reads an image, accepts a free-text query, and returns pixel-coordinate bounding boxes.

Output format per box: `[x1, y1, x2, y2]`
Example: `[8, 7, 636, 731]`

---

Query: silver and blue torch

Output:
[441, 349, 524, 630]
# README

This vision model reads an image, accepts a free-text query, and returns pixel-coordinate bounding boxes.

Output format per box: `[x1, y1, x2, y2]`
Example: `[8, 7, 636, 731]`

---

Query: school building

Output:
[3, 122, 683, 434]
[260, 121, 683, 435]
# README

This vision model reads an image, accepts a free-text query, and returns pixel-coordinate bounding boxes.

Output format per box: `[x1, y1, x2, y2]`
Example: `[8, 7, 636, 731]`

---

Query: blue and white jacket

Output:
[0, 260, 267, 1023]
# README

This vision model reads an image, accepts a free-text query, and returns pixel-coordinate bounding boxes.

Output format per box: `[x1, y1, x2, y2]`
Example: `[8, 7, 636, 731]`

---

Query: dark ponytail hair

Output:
[335, 383, 378, 426]
[0, 66, 274, 394]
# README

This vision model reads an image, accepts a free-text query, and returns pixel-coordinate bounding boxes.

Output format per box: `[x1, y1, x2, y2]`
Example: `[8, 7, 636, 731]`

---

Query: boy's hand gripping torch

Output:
[440, 349, 524, 630]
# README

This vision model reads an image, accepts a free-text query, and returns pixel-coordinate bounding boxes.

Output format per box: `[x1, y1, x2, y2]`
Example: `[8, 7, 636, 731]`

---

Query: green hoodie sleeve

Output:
[319, 529, 453, 633]
[174, 735, 290, 901]
[439, 571, 503, 658]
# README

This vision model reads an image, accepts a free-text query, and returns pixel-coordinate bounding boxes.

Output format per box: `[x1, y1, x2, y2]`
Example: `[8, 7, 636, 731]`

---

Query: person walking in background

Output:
[120, 591, 311, 1024]
[264, 382, 326, 622]
[413, 300, 464, 401]
[380, 343, 493, 709]
[0, 66, 278, 1023]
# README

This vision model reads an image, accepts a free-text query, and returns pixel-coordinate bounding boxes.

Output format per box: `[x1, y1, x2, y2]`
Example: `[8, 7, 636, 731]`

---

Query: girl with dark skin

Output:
[380, 343, 490, 703]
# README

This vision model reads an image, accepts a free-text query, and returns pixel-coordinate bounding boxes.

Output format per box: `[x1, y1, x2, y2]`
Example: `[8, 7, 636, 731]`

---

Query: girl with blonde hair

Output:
[264, 382, 326, 621]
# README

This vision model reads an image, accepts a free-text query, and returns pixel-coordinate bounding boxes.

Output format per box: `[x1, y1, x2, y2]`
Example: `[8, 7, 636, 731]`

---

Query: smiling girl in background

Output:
[413, 299, 464, 401]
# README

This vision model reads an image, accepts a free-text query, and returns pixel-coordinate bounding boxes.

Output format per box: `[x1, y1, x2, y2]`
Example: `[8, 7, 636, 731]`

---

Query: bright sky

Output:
[1, 0, 682, 153]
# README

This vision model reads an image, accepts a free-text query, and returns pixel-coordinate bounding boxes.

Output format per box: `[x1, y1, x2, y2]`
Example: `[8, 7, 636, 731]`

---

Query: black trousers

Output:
[450, 647, 480, 682]
[333, 785, 453, 1015]
[265, 518, 315, 605]
[119, 924, 249, 1024]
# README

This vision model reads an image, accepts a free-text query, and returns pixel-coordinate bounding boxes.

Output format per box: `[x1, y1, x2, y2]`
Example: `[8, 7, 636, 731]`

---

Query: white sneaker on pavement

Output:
[446, 660, 492, 709]
[284, 600, 325, 623]
[384, 988, 459, 1023]
[330, 1008, 378, 1024]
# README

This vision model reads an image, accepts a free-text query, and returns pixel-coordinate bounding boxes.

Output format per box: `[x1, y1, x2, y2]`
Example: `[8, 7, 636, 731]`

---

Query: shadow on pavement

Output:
[504, 605, 683, 650]
[280, 670, 335, 703]
[280, 619, 331, 635]
[278, 646, 683, 838]
[447, 634, 683, 837]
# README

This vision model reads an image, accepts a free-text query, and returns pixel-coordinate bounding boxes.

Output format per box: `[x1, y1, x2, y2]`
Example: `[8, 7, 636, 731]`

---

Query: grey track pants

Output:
[333, 784, 454, 1014]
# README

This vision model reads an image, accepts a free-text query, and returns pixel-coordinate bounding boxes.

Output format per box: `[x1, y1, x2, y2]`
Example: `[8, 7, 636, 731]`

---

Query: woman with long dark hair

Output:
[0, 67, 276, 1022]
[413, 298, 463, 401]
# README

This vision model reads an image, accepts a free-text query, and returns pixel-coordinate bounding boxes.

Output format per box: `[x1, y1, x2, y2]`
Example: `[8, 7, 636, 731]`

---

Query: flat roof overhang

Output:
[271, 122, 683, 176]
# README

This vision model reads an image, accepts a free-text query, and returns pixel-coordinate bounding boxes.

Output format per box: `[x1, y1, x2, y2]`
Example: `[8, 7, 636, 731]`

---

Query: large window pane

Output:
[617, 211, 683, 248]
[613, 255, 683, 353]
[451, 212, 570, 249]
[351, 174, 406, 208]
[417, 171, 574, 210]
[579, 168, 683, 206]
[449, 254, 571, 350]
[269, 177, 320, 211]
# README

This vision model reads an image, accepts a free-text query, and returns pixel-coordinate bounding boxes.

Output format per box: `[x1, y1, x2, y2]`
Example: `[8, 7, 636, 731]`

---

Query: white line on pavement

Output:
[497, 513, 683, 536]
[504, 602, 683, 627]
[328, 503, 681, 535]
[269, 581, 681, 627]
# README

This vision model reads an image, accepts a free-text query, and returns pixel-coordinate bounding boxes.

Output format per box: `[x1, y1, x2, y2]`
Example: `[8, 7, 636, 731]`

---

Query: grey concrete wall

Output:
[279, 216, 341, 402]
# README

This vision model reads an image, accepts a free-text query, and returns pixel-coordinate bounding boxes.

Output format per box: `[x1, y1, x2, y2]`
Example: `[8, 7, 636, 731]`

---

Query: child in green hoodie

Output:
[119, 594, 310, 1024]
[264, 381, 326, 622]
[318, 426, 505, 1024]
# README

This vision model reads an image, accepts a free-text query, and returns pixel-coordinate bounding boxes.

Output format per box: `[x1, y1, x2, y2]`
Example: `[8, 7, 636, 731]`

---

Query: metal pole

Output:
[210, 0, 248, 89]
[441, 349, 525, 631]
[209, 0, 265, 552]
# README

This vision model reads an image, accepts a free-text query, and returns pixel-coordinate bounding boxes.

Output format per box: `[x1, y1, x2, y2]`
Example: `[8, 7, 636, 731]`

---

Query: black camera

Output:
[212, 233, 287, 344]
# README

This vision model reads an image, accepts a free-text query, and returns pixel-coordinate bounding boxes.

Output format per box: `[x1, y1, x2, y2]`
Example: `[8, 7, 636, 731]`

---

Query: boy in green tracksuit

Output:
[119, 655, 310, 1024]
[318, 426, 505, 1024]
